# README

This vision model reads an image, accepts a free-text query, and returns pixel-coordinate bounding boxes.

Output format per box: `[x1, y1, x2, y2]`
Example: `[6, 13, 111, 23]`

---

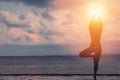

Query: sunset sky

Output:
[0, 0, 120, 56]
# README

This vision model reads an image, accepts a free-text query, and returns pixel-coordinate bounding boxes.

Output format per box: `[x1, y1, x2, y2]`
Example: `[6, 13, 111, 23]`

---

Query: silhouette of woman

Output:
[79, 15, 103, 80]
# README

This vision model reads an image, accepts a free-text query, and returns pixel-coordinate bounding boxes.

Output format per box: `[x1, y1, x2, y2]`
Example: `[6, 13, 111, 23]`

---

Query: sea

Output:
[0, 55, 120, 80]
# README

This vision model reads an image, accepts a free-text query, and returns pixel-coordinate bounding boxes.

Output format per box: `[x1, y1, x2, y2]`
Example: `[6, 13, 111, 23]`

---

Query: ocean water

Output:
[0, 55, 120, 74]
[0, 55, 120, 80]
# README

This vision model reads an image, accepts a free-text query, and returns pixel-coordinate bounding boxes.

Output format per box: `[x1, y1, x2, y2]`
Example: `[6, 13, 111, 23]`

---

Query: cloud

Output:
[9, 28, 44, 44]
[0, 10, 47, 45]
[45, 1, 120, 55]
[0, 24, 12, 44]
[0, 8, 88, 45]
[47, 9, 90, 44]
[0, 0, 49, 8]
[0, 0, 120, 55]
[0, 11, 28, 27]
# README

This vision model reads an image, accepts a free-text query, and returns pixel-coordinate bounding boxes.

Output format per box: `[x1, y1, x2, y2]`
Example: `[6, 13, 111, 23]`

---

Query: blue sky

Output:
[0, 0, 120, 56]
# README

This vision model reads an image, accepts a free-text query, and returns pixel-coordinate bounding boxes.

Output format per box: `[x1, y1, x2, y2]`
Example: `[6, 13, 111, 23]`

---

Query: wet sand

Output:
[0, 76, 120, 80]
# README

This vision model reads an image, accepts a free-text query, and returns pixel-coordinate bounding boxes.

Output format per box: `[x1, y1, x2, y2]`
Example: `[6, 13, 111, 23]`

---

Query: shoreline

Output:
[0, 74, 120, 76]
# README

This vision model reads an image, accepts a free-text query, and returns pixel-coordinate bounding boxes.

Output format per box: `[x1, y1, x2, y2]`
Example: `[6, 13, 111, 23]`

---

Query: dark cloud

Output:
[31, 9, 40, 16]
[4, 20, 28, 28]
[19, 15, 26, 20]
[0, 14, 28, 28]
[0, 0, 49, 8]
[13, 35, 32, 42]
[21, 0, 49, 7]
[41, 12, 55, 21]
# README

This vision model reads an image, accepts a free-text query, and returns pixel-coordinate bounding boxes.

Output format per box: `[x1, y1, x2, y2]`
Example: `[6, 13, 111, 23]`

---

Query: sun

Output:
[90, 6, 102, 18]
[86, 2, 106, 20]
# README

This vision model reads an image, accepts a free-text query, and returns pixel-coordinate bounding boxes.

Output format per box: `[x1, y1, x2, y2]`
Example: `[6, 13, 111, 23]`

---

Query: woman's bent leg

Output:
[79, 47, 94, 58]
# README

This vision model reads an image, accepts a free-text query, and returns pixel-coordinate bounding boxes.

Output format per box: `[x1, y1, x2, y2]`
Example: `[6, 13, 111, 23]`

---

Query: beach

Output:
[0, 76, 120, 80]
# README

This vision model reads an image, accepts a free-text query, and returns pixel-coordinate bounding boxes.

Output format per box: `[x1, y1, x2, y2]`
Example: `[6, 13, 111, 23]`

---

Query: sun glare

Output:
[87, 2, 106, 20]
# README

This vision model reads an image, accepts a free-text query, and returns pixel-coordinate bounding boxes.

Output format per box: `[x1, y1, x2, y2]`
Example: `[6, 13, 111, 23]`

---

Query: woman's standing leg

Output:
[93, 43, 102, 80]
